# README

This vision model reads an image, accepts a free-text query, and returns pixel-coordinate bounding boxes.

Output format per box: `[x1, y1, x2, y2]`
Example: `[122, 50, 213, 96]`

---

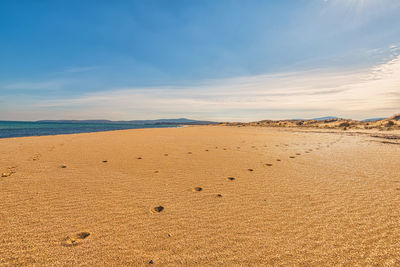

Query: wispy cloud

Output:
[14, 55, 397, 121]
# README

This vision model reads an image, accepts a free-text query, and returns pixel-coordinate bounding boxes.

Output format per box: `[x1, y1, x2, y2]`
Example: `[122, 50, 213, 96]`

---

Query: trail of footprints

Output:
[17, 134, 344, 264]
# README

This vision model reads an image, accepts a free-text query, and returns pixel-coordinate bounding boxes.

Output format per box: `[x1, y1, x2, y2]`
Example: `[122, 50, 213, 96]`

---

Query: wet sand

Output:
[1, 126, 400, 266]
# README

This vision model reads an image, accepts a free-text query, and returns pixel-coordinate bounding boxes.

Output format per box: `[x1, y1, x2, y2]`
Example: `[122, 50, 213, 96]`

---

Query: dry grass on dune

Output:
[222, 113, 400, 131]
[1, 126, 400, 265]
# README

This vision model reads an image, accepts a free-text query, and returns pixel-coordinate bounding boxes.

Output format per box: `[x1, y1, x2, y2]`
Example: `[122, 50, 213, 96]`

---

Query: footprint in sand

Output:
[102, 160, 108, 163]
[265, 163, 273, 167]
[61, 164, 67, 168]
[289, 156, 295, 159]
[137, 157, 142, 160]
[228, 177, 236, 181]
[193, 187, 203, 192]
[276, 159, 281, 161]
[216, 194, 223, 198]
[1, 167, 17, 178]
[1, 172, 12, 178]
[296, 153, 301, 155]
[61, 232, 91, 247]
[151, 206, 164, 213]
[32, 153, 41, 161]
[248, 169, 254, 172]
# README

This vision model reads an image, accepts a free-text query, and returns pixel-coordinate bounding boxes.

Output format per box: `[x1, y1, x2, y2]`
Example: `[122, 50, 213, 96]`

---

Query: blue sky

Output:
[1, 0, 400, 121]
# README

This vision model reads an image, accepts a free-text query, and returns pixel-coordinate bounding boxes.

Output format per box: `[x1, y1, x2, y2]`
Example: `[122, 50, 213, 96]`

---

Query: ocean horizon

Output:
[0, 121, 181, 139]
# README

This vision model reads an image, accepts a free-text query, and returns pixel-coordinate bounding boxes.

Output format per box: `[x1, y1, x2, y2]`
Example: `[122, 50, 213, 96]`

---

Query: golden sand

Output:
[1, 126, 400, 265]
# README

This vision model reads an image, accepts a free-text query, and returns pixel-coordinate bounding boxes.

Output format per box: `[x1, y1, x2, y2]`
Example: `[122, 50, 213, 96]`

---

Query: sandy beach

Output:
[1, 125, 400, 266]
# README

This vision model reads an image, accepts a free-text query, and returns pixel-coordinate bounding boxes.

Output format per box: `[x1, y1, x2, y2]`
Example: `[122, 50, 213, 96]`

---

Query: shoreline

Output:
[0, 124, 184, 140]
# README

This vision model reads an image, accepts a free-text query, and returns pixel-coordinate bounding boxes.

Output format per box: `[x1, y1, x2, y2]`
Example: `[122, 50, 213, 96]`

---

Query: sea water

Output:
[0, 121, 179, 138]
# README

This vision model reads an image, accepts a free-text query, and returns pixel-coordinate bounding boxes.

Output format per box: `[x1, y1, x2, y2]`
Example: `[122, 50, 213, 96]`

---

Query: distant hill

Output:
[361, 118, 386, 122]
[312, 116, 340, 121]
[37, 118, 219, 125]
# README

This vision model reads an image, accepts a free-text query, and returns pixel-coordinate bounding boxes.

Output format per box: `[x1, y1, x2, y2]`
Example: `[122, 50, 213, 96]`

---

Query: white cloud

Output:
[8, 55, 396, 122]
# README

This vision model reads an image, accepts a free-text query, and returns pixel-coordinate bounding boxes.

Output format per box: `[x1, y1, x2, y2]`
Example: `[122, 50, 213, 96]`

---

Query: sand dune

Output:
[1, 126, 400, 265]
[221, 114, 400, 131]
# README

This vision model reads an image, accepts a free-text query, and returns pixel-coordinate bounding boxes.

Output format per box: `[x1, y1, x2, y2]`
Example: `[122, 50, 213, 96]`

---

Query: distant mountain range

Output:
[36, 118, 219, 125]
[313, 116, 389, 122]
[310, 116, 387, 122]
[312, 116, 340, 121]
[361, 118, 386, 122]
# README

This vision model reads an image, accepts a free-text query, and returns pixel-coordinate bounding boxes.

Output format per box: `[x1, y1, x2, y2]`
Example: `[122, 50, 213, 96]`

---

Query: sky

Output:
[0, 0, 400, 122]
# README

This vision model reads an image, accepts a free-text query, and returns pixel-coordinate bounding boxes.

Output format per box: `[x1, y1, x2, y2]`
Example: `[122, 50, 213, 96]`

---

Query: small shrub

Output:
[386, 120, 395, 127]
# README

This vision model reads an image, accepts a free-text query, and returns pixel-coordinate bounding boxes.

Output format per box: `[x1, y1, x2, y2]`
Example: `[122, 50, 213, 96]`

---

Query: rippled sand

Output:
[1, 126, 400, 266]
